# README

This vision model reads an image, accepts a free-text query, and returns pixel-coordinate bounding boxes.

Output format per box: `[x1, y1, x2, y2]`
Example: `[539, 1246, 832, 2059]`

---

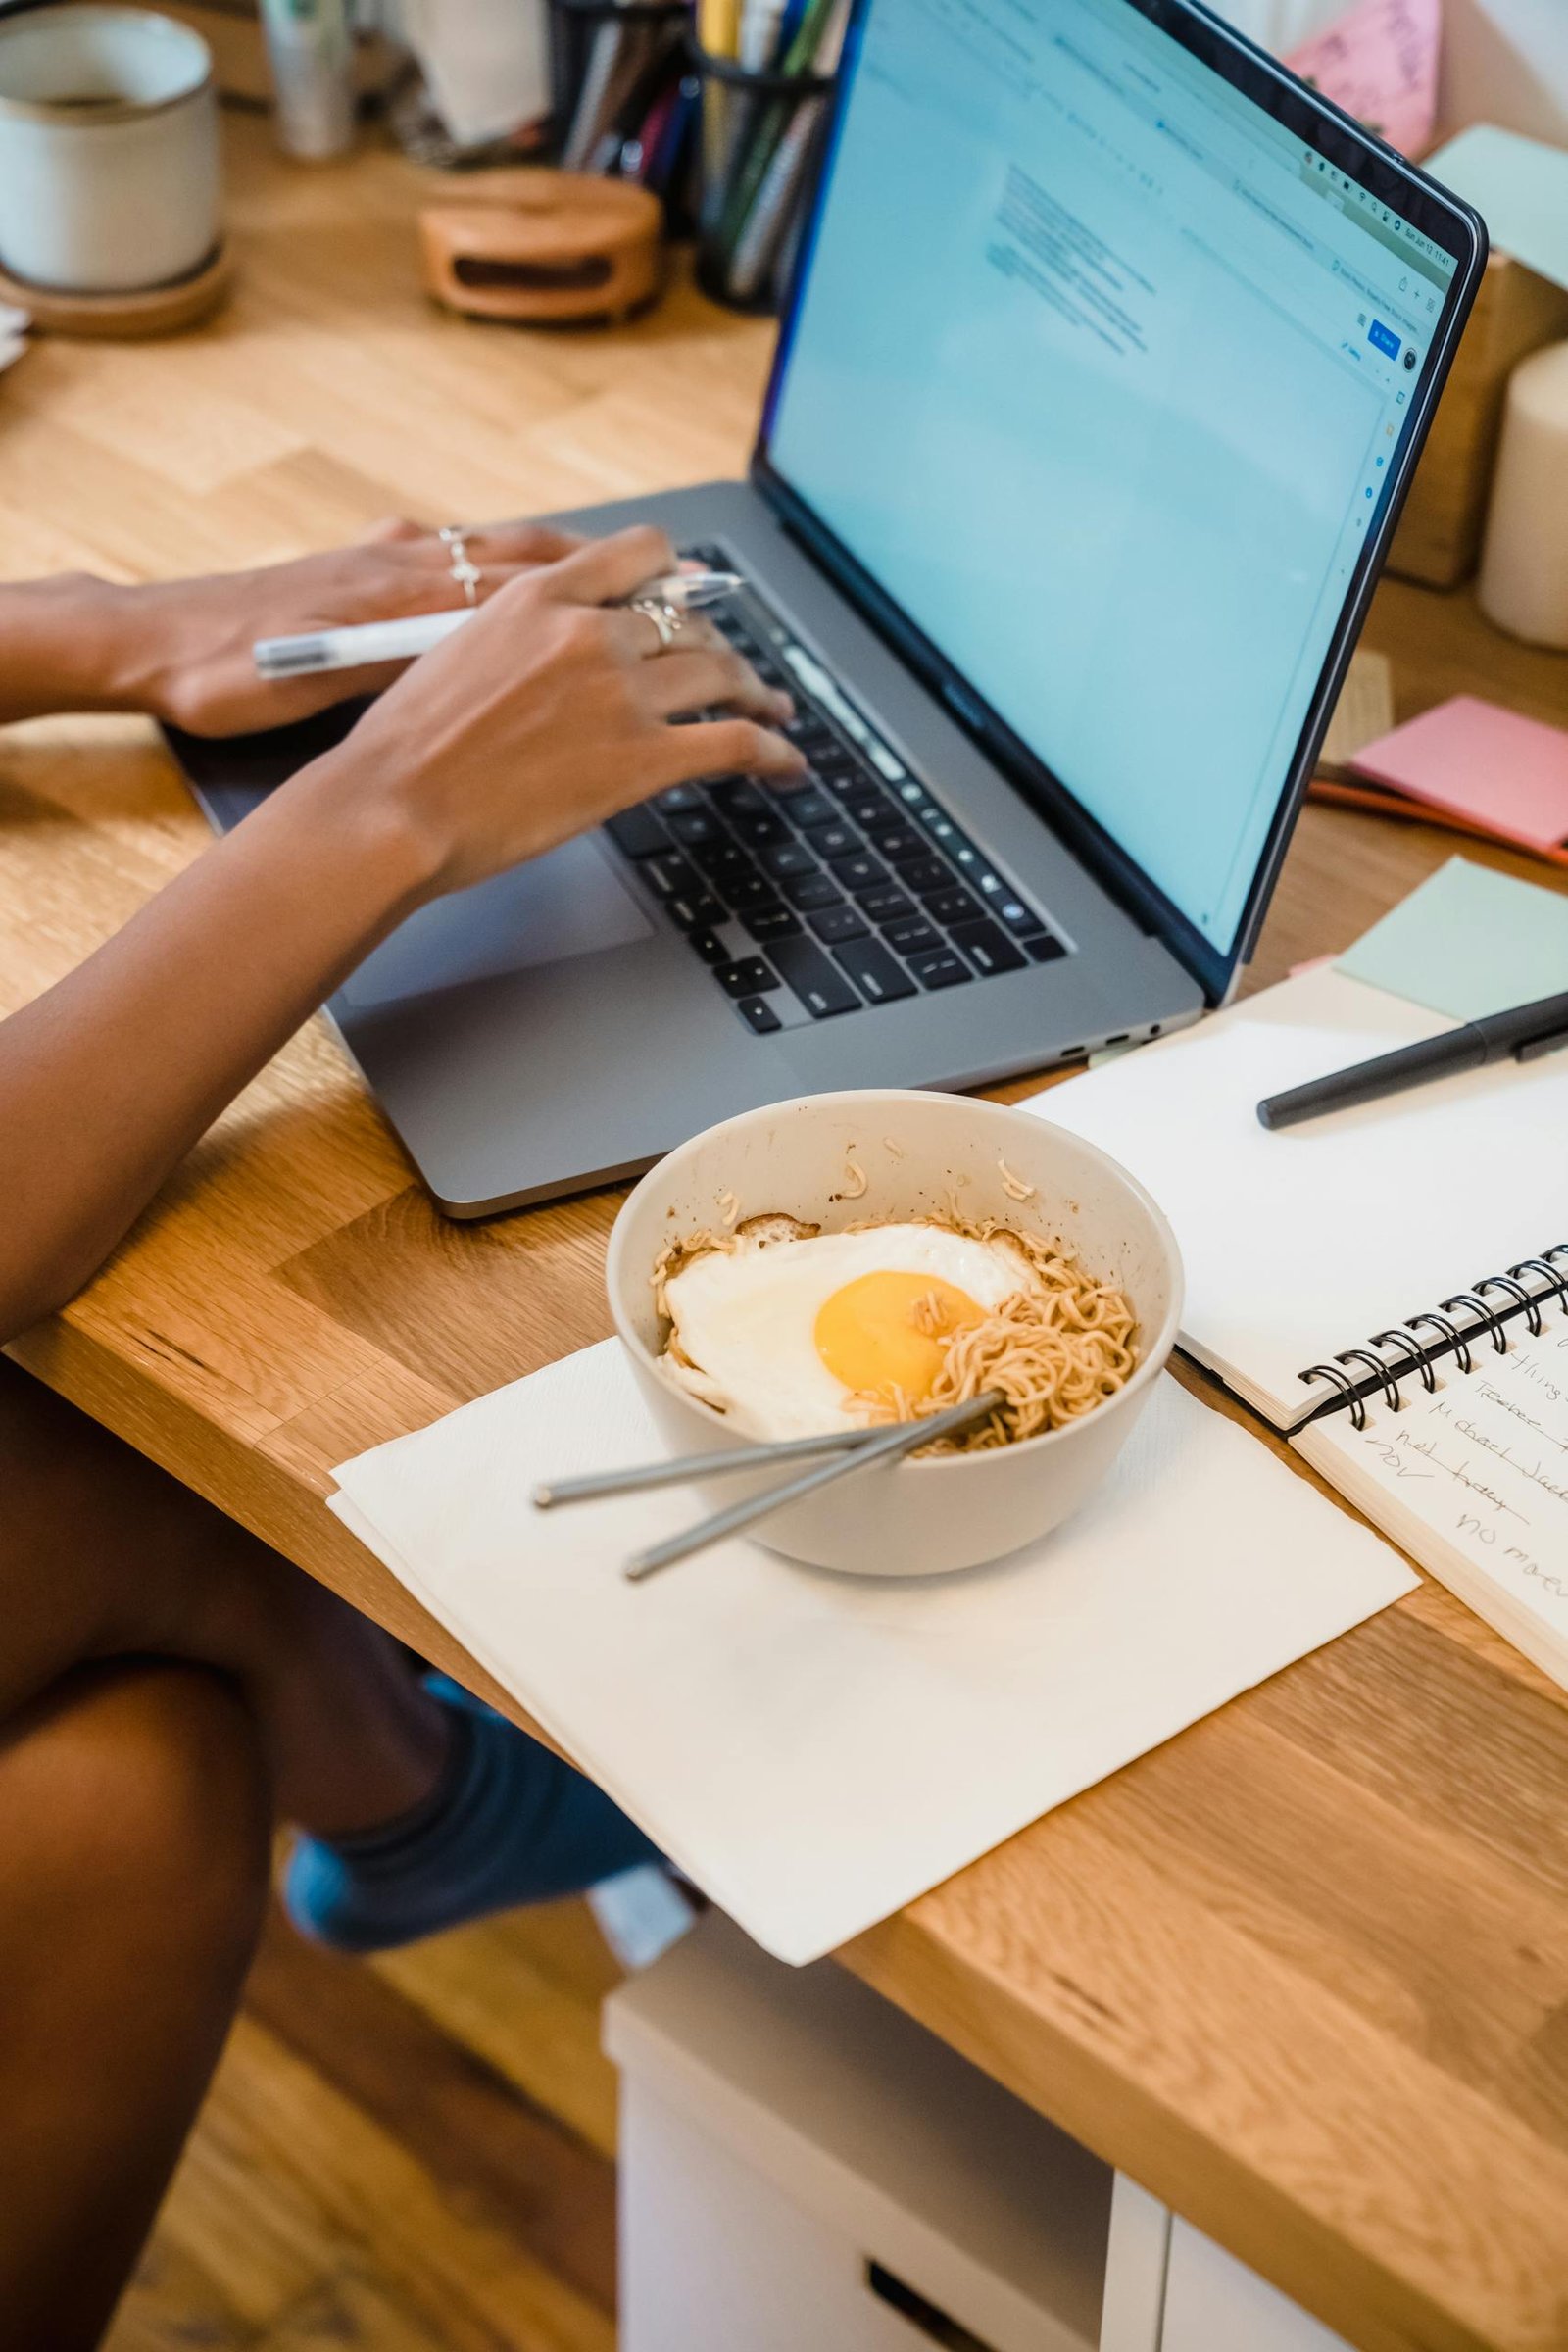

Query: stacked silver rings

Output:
[628, 593, 687, 652]
[439, 523, 482, 608]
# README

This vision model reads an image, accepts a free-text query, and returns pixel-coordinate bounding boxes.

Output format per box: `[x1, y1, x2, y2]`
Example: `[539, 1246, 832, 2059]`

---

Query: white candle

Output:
[1479, 338, 1568, 650]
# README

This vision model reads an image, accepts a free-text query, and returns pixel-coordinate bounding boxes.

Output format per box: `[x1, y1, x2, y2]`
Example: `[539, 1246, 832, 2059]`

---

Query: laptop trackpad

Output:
[339, 833, 654, 1012]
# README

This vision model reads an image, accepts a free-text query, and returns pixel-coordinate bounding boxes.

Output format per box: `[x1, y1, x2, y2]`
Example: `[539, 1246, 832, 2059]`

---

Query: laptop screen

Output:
[761, 0, 1465, 965]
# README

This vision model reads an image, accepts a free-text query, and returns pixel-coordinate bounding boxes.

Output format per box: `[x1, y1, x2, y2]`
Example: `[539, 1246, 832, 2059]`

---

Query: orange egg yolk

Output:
[812, 1271, 986, 1404]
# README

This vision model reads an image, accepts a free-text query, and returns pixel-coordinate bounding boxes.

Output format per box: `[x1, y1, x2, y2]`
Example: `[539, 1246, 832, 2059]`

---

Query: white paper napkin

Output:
[330, 1347, 1415, 1964]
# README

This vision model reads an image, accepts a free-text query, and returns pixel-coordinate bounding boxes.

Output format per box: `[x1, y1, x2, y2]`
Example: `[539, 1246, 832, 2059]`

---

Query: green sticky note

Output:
[1337, 857, 1568, 1020]
[1423, 126, 1568, 296]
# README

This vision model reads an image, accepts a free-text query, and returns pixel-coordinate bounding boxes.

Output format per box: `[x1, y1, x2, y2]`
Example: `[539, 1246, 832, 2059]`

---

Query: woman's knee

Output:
[0, 1660, 273, 1987]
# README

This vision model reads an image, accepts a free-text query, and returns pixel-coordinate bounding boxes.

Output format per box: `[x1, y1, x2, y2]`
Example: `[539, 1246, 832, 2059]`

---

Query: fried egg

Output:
[660, 1222, 1038, 1442]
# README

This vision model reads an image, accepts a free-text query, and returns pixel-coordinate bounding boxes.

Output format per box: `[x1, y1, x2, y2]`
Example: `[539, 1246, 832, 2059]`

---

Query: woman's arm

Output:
[0, 525, 803, 1340]
[0, 517, 584, 733]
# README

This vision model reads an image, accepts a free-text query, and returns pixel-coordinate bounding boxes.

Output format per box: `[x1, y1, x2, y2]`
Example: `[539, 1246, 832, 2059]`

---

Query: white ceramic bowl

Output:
[607, 1090, 1183, 1577]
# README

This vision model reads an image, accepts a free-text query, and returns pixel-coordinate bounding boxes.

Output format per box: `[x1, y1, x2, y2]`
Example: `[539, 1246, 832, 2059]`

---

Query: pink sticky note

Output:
[1348, 695, 1568, 853]
[1288, 0, 1442, 160]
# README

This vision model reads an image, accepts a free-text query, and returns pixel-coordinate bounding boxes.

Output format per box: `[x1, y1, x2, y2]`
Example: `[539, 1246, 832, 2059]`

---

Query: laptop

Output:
[170, 0, 1485, 1216]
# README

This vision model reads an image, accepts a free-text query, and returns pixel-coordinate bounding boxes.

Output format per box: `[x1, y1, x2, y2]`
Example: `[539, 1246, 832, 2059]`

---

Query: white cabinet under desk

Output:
[606, 1915, 1356, 2352]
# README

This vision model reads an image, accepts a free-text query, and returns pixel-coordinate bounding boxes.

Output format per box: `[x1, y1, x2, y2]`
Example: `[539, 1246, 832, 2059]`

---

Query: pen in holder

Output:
[551, 0, 693, 197]
[690, 37, 836, 314]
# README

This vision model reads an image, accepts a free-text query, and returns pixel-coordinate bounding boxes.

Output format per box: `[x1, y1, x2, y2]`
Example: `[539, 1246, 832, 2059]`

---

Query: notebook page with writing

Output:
[1025, 965, 1568, 1429]
[1293, 1311, 1568, 1690]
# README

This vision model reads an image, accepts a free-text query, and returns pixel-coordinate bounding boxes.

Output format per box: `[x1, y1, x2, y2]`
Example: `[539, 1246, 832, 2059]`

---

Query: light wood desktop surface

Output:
[3, 122, 1567, 2352]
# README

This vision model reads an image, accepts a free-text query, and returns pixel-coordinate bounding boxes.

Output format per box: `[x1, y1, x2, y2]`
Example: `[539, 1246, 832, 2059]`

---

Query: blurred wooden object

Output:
[419, 171, 663, 326]
[2, 117, 1567, 2352]
[1389, 252, 1568, 588]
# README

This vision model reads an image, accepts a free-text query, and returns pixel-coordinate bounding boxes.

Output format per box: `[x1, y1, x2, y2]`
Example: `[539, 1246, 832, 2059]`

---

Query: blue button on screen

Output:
[1368, 320, 1400, 359]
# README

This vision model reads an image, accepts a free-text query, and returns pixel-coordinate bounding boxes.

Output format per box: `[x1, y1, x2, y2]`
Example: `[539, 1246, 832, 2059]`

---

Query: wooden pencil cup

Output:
[690, 40, 835, 316]
[418, 170, 664, 327]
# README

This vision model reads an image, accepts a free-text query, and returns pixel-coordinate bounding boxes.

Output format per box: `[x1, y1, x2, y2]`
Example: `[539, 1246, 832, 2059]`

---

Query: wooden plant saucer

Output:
[0, 244, 231, 338]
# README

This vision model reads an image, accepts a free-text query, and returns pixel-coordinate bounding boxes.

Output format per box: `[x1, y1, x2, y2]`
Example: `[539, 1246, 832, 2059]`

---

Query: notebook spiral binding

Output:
[1299, 1243, 1568, 1430]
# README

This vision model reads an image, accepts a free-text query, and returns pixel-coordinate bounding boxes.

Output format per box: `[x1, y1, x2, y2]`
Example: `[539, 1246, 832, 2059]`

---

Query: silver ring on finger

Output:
[439, 522, 481, 608]
[628, 595, 685, 654]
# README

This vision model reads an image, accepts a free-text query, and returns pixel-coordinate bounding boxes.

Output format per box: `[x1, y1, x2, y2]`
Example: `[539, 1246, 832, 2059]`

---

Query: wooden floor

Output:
[106, 1901, 625, 2352]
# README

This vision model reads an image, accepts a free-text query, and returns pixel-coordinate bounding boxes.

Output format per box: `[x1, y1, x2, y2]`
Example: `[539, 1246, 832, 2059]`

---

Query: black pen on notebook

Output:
[1257, 986, 1568, 1130]
[252, 568, 745, 680]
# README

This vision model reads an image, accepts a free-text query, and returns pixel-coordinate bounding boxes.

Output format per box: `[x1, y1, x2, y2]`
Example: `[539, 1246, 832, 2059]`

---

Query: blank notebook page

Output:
[1027, 965, 1568, 1429]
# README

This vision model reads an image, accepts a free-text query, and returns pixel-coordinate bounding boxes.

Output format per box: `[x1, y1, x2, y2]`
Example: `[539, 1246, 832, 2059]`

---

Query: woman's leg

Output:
[0, 1356, 447, 1838]
[0, 1355, 658, 1951]
[0, 1658, 270, 2351]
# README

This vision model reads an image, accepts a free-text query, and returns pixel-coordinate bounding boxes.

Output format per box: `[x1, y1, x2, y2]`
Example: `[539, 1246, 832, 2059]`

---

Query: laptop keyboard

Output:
[602, 546, 1070, 1035]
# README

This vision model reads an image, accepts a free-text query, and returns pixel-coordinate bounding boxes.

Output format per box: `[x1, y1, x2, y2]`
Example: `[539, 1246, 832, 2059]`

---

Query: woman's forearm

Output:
[0, 575, 155, 722]
[0, 755, 439, 1340]
[0, 524, 798, 1340]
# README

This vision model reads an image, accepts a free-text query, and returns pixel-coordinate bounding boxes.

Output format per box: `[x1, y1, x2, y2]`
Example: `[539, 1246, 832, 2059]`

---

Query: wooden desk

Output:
[4, 120, 1567, 2352]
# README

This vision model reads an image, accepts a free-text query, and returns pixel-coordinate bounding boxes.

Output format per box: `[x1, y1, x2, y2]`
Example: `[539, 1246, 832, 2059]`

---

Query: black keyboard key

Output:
[760, 840, 817, 880]
[709, 779, 765, 818]
[950, 918, 1027, 976]
[808, 903, 871, 944]
[778, 789, 836, 829]
[687, 927, 729, 965]
[728, 872, 776, 912]
[831, 851, 891, 896]
[884, 915, 942, 956]
[842, 788, 898, 829]
[656, 783, 705, 814]
[742, 902, 803, 944]
[647, 852, 700, 898]
[669, 808, 722, 848]
[715, 956, 779, 998]
[907, 947, 972, 990]
[736, 994, 782, 1035]
[606, 805, 670, 860]
[868, 823, 926, 863]
[734, 808, 791, 849]
[915, 805, 966, 850]
[771, 934, 861, 1018]
[860, 886, 914, 925]
[832, 937, 916, 1004]
[924, 885, 985, 928]
[997, 895, 1046, 936]
[811, 820, 862, 861]
[694, 838, 756, 884]
[667, 891, 728, 932]
[1027, 931, 1068, 962]
[902, 857, 953, 896]
[782, 869, 845, 911]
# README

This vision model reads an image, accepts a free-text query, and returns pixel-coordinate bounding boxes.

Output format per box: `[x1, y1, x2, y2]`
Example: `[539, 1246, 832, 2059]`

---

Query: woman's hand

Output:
[118, 516, 588, 737]
[308, 522, 805, 899]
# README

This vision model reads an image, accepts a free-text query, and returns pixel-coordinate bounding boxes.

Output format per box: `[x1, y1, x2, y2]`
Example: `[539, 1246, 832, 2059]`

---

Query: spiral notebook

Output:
[1291, 1253, 1568, 1691]
[1028, 961, 1568, 1432]
[1028, 953, 1568, 1685]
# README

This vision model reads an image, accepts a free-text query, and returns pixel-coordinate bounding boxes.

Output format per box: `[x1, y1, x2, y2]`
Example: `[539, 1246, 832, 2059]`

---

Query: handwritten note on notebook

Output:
[1295, 1314, 1568, 1690]
[1287, 0, 1442, 158]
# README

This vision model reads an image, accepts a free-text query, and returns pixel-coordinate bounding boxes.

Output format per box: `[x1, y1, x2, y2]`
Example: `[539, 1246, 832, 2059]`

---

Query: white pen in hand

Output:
[252, 569, 746, 680]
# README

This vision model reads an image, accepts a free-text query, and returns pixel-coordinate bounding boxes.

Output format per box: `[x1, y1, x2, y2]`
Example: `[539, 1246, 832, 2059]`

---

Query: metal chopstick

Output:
[533, 1422, 885, 1509]
[622, 1390, 1006, 1583]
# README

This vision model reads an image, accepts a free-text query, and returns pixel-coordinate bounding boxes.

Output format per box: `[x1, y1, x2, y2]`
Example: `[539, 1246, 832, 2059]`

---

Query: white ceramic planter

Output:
[0, 7, 219, 293]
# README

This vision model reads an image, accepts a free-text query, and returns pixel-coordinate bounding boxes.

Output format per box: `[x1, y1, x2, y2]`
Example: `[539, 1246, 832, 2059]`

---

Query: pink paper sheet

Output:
[1287, 0, 1442, 159]
[1348, 695, 1568, 853]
